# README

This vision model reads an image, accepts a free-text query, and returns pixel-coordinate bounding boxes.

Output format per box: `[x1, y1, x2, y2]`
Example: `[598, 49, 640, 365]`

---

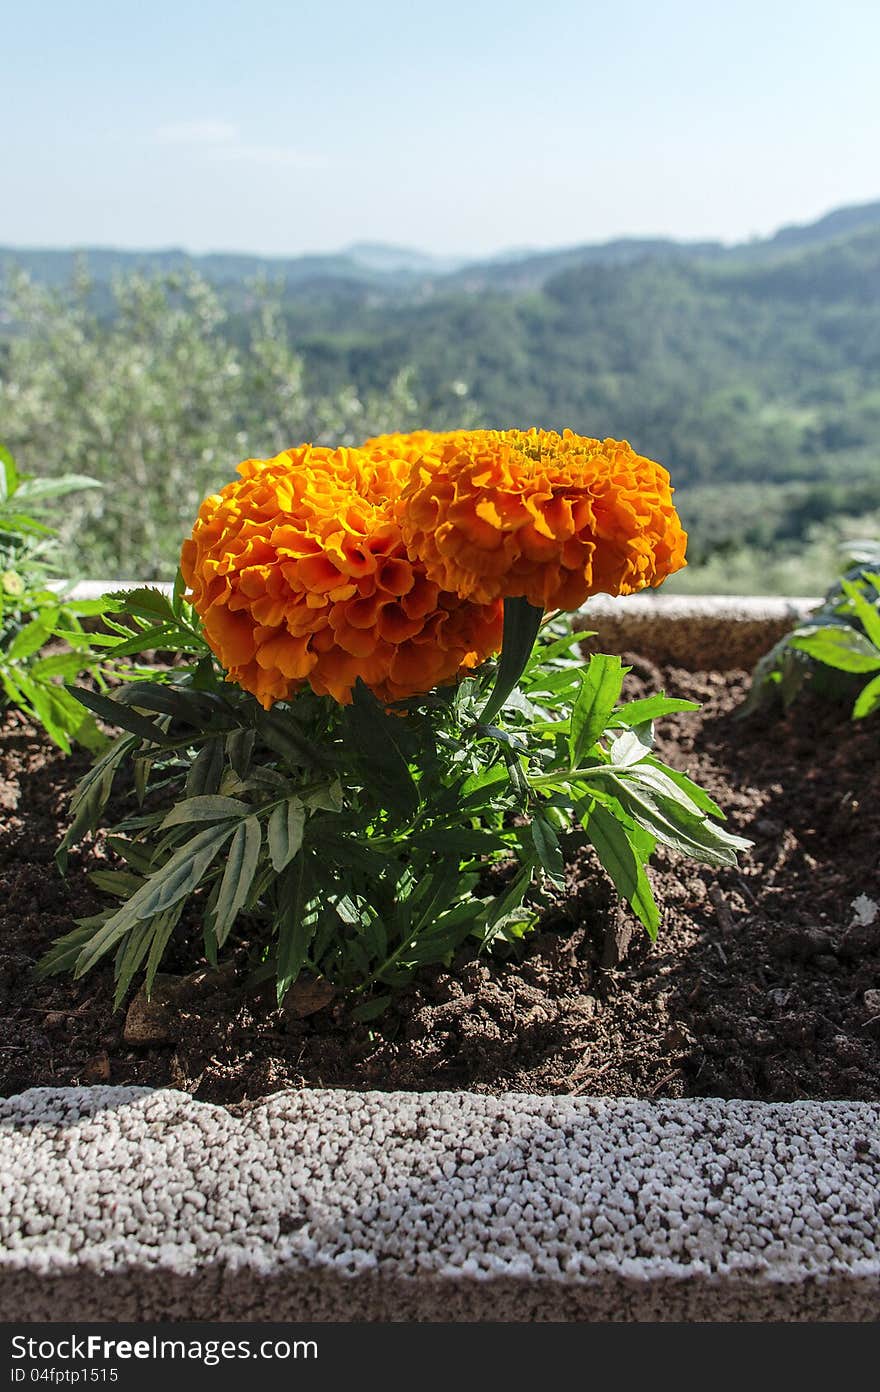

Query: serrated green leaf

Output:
[213, 815, 262, 946]
[161, 794, 250, 828]
[569, 654, 625, 765]
[171, 567, 187, 619]
[90, 869, 146, 897]
[106, 836, 154, 874]
[28, 651, 90, 681]
[35, 922, 100, 978]
[268, 796, 306, 871]
[302, 777, 343, 812]
[112, 919, 157, 1007]
[74, 823, 234, 977]
[111, 586, 176, 622]
[480, 860, 535, 948]
[144, 906, 184, 996]
[68, 686, 174, 744]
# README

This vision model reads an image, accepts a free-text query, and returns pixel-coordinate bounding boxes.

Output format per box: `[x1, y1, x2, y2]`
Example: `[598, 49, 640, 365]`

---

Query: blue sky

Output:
[5, 0, 880, 256]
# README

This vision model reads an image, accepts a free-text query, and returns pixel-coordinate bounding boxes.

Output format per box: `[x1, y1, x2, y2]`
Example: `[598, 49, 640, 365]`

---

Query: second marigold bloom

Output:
[180, 444, 502, 708]
[394, 428, 687, 611]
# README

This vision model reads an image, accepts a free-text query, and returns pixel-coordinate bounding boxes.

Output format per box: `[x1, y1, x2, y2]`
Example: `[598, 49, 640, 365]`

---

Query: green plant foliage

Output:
[41, 605, 749, 1014]
[0, 271, 468, 579]
[6, 217, 880, 596]
[742, 541, 880, 721]
[0, 442, 109, 751]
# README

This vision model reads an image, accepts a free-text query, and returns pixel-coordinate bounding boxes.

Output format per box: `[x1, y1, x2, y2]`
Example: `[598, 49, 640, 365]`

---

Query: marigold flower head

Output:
[394, 428, 687, 611]
[180, 444, 503, 708]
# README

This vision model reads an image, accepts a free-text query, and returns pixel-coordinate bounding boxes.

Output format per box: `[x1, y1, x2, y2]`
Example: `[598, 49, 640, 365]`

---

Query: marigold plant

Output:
[44, 427, 747, 1018]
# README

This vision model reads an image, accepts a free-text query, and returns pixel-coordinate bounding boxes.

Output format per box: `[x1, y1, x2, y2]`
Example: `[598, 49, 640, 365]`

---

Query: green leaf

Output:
[144, 906, 184, 996]
[302, 778, 343, 812]
[160, 794, 250, 827]
[93, 623, 192, 658]
[90, 869, 146, 897]
[583, 798, 660, 939]
[788, 625, 880, 674]
[14, 474, 101, 504]
[840, 578, 880, 650]
[529, 816, 565, 886]
[601, 770, 751, 868]
[56, 733, 138, 870]
[642, 756, 725, 819]
[568, 654, 625, 765]
[111, 586, 177, 622]
[0, 444, 19, 502]
[186, 738, 224, 797]
[35, 922, 100, 978]
[28, 650, 92, 681]
[112, 919, 158, 1008]
[481, 860, 535, 947]
[610, 695, 700, 727]
[480, 597, 544, 724]
[609, 725, 653, 767]
[344, 680, 419, 819]
[853, 671, 880, 719]
[268, 796, 306, 872]
[256, 705, 337, 772]
[226, 726, 256, 778]
[276, 853, 317, 1001]
[351, 994, 392, 1023]
[213, 815, 262, 945]
[525, 625, 591, 669]
[171, 567, 187, 619]
[68, 686, 174, 744]
[106, 836, 154, 873]
[409, 857, 467, 933]
[74, 823, 234, 976]
[5, 611, 59, 661]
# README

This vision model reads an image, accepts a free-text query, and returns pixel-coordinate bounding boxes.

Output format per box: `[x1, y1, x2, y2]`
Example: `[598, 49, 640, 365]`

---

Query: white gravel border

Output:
[1, 1087, 879, 1321]
[4, 591, 874, 1323]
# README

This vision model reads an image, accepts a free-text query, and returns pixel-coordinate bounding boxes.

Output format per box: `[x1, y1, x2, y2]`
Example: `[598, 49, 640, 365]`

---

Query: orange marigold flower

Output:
[180, 444, 502, 708]
[394, 428, 687, 610]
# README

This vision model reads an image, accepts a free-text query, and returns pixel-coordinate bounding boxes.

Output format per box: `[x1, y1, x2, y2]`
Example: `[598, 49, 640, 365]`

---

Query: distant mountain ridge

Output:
[4, 198, 880, 298]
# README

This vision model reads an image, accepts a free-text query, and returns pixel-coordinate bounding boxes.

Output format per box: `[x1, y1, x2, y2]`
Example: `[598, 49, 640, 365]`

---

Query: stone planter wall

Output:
[5, 591, 878, 1324]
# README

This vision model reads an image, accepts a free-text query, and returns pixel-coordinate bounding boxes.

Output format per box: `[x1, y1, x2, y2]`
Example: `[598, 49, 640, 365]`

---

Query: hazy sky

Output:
[6, 0, 879, 257]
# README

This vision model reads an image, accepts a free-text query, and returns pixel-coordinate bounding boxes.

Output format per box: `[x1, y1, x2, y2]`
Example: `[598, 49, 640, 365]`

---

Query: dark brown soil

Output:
[2, 660, 879, 1106]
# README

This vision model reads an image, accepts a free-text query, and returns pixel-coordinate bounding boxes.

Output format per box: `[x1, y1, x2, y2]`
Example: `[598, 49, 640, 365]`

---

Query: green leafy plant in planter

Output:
[0, 443, 107, 751]
[742, 541, 880, 721]
[40, 429, 749, 1015]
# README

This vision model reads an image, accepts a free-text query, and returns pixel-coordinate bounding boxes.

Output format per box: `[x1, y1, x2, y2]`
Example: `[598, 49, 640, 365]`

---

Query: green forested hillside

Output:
[2, 204, 879, 590]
